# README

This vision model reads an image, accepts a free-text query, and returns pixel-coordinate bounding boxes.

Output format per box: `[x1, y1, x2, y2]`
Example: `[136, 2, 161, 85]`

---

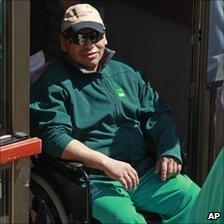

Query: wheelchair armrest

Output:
[56, 158, 90, 188]
[56, 158, 85, 171]
[31, 155, 90, 187]
[37, 155, 85, 172]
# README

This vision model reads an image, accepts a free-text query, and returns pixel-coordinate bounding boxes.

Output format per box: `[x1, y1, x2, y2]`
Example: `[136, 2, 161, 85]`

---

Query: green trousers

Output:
[90, 168, 200, 224]
[187, 149, 224, 224]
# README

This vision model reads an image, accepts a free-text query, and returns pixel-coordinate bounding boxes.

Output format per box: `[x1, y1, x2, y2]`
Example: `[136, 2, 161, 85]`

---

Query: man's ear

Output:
[59, 35, 67, 52]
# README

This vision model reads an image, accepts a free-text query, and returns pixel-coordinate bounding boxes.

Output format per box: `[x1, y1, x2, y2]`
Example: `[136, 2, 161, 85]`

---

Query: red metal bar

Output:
[0, 137, 42, 164]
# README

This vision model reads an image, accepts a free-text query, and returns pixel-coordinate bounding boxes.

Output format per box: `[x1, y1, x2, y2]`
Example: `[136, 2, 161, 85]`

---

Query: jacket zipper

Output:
[100, 75, 122, 120]
[100, 74, 132, 160]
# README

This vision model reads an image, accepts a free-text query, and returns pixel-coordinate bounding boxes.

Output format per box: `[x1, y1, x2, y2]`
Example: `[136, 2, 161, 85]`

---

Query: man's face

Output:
[60, 28, 107, 71]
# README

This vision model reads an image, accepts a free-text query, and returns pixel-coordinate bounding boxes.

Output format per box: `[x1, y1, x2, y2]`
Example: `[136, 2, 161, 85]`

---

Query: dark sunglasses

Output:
[62, 30, 104, 46]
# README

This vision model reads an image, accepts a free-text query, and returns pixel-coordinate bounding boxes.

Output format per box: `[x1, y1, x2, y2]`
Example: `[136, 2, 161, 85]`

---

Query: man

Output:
[30, 4, 200, 223]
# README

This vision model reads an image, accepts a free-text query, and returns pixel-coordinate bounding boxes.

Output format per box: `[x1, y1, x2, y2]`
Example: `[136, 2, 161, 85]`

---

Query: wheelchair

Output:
[29, 155, 162, 224]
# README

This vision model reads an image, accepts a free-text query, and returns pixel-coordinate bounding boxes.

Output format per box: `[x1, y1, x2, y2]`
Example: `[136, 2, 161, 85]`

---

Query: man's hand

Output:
[102, 158, 139, 190]
[155, 156, 182, 181]
[62, 140, 139, 190]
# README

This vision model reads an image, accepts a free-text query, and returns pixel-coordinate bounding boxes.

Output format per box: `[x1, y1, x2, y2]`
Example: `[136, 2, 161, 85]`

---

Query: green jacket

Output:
[30, 52, 182, 176]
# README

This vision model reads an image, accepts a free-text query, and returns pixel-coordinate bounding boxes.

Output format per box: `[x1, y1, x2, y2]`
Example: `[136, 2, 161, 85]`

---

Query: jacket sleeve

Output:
[30, 79, 74, 158]
[137, 72, 182, 163]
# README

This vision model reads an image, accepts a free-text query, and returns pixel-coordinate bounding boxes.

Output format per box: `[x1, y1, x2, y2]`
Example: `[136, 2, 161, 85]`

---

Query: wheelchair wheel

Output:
[29, 173, 69, 224]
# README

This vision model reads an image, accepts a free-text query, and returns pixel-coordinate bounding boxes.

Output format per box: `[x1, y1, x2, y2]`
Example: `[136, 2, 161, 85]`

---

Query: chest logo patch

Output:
[115, 87, 125, 97]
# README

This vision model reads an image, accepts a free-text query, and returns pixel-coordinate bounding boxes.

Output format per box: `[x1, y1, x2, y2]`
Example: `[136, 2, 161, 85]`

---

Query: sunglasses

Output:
[62, 30, 104, 46]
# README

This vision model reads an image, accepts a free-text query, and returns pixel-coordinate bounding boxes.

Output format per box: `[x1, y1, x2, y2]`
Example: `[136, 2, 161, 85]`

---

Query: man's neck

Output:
[61, 48, 115, 74]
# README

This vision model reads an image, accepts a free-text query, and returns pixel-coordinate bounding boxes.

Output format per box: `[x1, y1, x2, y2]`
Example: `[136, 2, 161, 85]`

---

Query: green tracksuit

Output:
[187, 148, 224, 224]
[30, 50, 200, 223]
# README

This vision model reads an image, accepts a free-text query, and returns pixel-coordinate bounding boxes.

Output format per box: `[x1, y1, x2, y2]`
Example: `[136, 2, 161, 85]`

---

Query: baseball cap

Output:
[61, 4, 105, 34]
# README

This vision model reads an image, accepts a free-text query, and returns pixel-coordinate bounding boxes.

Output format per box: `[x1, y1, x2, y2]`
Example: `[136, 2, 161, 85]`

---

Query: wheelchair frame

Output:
[30, 156, 93, 224]
[29, 156, 162, 224]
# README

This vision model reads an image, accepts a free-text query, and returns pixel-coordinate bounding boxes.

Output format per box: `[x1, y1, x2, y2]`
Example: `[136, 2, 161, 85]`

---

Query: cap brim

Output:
[66, 21, 105, 34]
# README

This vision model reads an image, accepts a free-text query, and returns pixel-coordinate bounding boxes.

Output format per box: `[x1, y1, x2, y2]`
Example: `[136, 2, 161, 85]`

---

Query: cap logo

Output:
[76, 11, 93, 18]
